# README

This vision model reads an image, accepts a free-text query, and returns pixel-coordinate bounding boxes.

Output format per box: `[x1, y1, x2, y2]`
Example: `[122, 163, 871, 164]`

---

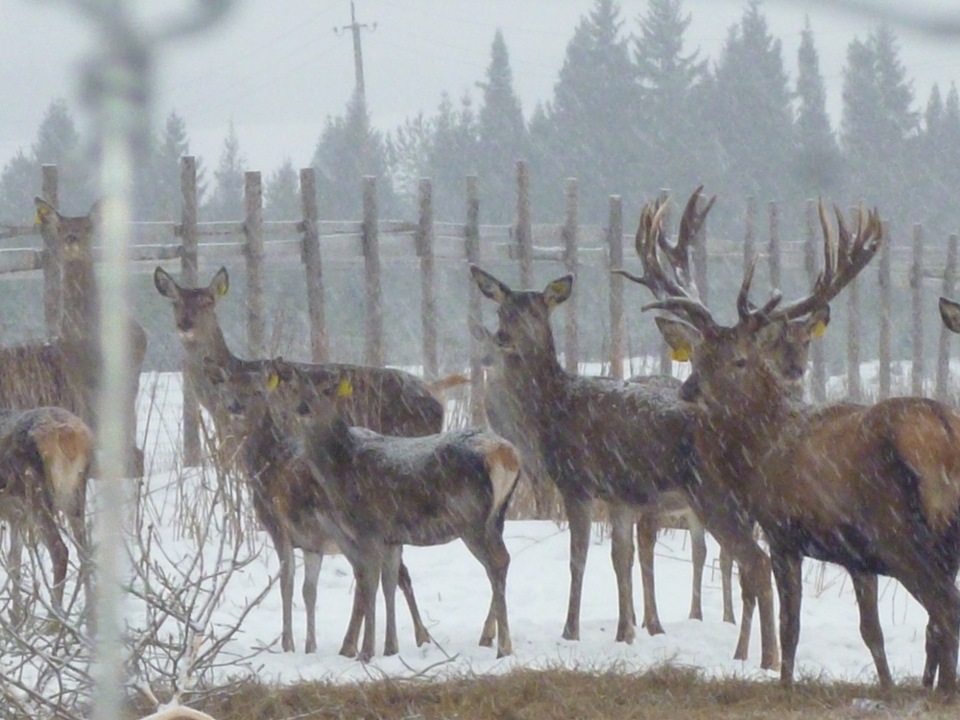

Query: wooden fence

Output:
[1, 159, 959, 460]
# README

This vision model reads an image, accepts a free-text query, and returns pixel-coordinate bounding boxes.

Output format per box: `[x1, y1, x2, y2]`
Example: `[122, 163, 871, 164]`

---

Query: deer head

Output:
[647, 199, 882, 412]
[154, 266, 230, 341]
[469, 265, 573, 362]
[34, 198, 101, 264]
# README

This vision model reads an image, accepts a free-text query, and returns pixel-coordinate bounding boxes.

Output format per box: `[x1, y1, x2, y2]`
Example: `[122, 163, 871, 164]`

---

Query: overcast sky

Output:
[2, 1, 959, 178]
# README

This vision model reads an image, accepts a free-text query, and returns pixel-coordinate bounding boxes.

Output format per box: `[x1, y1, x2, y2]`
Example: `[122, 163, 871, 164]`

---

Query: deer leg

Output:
[562, 494, 591, 641]
[38, 512, 69, 616]
[352, 554, 381, 663]
[398, 559, 430, 647]
[7, 519, 25, 627]
[339, 576, 363, 659]
[380, 545, 402, 656]
[270, 530, 296, 653]
[635, 509, 663, 636]
[463, 527, 512, 657]
[302, 551, 322, 654]
[719, 545, 736, 624]
[850, 572, 891, 688]
[770, 548, 803, 689]
[609, 504, 636, 643]
[689, 520, 706, 622]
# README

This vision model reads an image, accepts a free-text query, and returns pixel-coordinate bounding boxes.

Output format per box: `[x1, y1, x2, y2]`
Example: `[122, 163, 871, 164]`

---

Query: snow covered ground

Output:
[122, 370, 932, 689]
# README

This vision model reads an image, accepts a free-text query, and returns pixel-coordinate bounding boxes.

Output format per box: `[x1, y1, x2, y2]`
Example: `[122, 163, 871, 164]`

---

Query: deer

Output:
[648, 197, 960, 693]
[940, 296, 960, 334]
[469, 263, 780, 672]
[153, 265, 444, 653]
[32, 198, 147, 477]
[203, 359, 429, 657]
[470, 315, 733, 632]
[259, 356, 519, 661]
[0, 406, 94, 626]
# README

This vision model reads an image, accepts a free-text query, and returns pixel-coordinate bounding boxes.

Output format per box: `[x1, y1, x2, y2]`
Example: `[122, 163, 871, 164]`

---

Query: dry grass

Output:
[118, 666, 960, 720]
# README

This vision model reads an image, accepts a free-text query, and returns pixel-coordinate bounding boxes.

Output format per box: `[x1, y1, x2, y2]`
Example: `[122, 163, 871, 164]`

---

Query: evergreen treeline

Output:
[3, 0, 960, 246]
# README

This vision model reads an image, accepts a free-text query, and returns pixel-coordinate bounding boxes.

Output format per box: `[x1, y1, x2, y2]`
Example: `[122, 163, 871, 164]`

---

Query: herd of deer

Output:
[5, 189, 960, 693]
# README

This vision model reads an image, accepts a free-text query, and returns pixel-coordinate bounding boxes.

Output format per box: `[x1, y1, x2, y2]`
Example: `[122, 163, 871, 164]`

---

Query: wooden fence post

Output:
[179, 156, 201, 466]
[362, 176, 384, 367]
[936, 233, 959, 402]
[464, 175, 485, 425]
[244, 171, 266, 358]
[563, 178, 579, 373]
[658, 188, 672, 376]
[40, 165, 61, 336]
[768, 200, 780, 292]
[417, 178, 438, 380]
[515, 160, 533, 288]
[744, 195, 756, 278]
[878, 220, 892, 401]
[465, 175, 484, 426]
[804, 200, 826, 402]
[299, 167, 328, 363]
[608, 195, 624, 379]
[912, 223, 925, 396]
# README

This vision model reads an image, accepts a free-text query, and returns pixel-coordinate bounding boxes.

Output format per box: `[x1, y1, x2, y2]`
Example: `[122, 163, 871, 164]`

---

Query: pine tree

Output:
[32, 99, 92, 211]
[535, 0, 639, 221]
[0, 150, 38, 225]
[205, 121, 246, 221]
[312, 93, 396, 219]
[476, 29, 527, 223]
[264, 157, 301, 221]
[793, 18, 841, 196]
[153, 110, 193, 220]
[710, 1, 795, 208]
[426, 92, 479, 221]
[840, 25, 916, 221]
[632, 0, 713, 200]
[388, 111, 433, 213]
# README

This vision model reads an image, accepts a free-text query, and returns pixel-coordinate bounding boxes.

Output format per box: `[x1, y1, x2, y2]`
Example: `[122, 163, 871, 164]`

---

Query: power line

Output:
[334, 1, 376, 113]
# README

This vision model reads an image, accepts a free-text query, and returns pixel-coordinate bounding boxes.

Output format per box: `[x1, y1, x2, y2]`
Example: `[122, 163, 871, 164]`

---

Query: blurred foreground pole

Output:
[53, 3, 235, 718]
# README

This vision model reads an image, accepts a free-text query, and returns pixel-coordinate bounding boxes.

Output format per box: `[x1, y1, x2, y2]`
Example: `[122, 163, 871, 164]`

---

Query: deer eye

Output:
[733, 357, 748, 369]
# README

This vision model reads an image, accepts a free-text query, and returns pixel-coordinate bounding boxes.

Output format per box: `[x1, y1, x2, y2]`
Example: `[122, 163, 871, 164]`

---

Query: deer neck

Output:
[183, 323, 236, 376]
[301, 414, 354, 477]
[60, 255, 99, 341]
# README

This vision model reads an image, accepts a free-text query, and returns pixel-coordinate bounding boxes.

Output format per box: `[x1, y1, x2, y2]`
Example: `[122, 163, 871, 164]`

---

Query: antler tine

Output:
[615, 198, 671, 295]
[659, 186, 715, 296]
[735, 258, 783, 324]
[642, 298, 721, 336]
[773, 201, 882, 322]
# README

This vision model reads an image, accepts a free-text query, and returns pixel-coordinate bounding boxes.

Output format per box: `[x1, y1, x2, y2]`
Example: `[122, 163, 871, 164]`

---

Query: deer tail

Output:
[28, 410, 93, 516]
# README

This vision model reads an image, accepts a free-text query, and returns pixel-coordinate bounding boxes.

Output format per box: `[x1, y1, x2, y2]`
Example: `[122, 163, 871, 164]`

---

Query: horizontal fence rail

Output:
[2, 160, 959, 457]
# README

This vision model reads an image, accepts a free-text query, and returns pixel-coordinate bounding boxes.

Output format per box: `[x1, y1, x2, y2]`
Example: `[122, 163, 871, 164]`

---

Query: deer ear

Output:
[941, 297, 960, 334]
[655, 316, 700, 363]
[87, 199, 104, 224]
[470, 265, 510, 304]
[34, 197, 59, 228]
[543, 275, 573, 308]
[153, 266, 179, 299]
[806, 306, 830, 338]
[210, 267, 230, 298]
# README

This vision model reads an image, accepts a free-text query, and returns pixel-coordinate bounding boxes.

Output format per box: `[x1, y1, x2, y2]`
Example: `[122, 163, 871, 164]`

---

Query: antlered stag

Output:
[153, 266, 440, 653]
[265, 358, 519, 661]
[470, 262, 779, 670]
[650, 201, 960, 692]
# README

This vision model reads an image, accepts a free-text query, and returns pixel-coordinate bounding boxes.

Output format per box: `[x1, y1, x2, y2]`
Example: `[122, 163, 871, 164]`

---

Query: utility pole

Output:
[335, 1, 376, 114]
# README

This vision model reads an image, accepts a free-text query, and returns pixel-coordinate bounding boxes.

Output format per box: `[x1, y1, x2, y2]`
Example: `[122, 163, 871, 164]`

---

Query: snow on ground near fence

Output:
[126, 369, 934, 687]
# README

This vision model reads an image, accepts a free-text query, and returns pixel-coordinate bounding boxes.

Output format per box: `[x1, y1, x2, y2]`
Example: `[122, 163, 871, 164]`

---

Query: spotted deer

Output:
[0, 406, 94, 624]
[264, 357, 519, 661]
[153, 265, 444, 653]
[32, 198, 147, 477]
[203, 359, 429, 656]
[650, 200, 960, 693]
[470, 263, 779, 671]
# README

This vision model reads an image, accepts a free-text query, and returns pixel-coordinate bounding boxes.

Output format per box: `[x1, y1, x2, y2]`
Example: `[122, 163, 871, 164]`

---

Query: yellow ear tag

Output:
[337, 378, 353, 398]
[34, 210, 45, 225]
[216, 283, 228, 297]
[812, 320, 827, 338]
[266, 372, 280, 391]
[547, 280, 567, 295]
[670, 346, 692, 362]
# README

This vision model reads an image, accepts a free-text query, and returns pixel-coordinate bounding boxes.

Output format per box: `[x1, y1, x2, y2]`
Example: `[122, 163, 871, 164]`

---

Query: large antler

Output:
[766, 202, 883, 322]
[624, 187, 721, 335]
